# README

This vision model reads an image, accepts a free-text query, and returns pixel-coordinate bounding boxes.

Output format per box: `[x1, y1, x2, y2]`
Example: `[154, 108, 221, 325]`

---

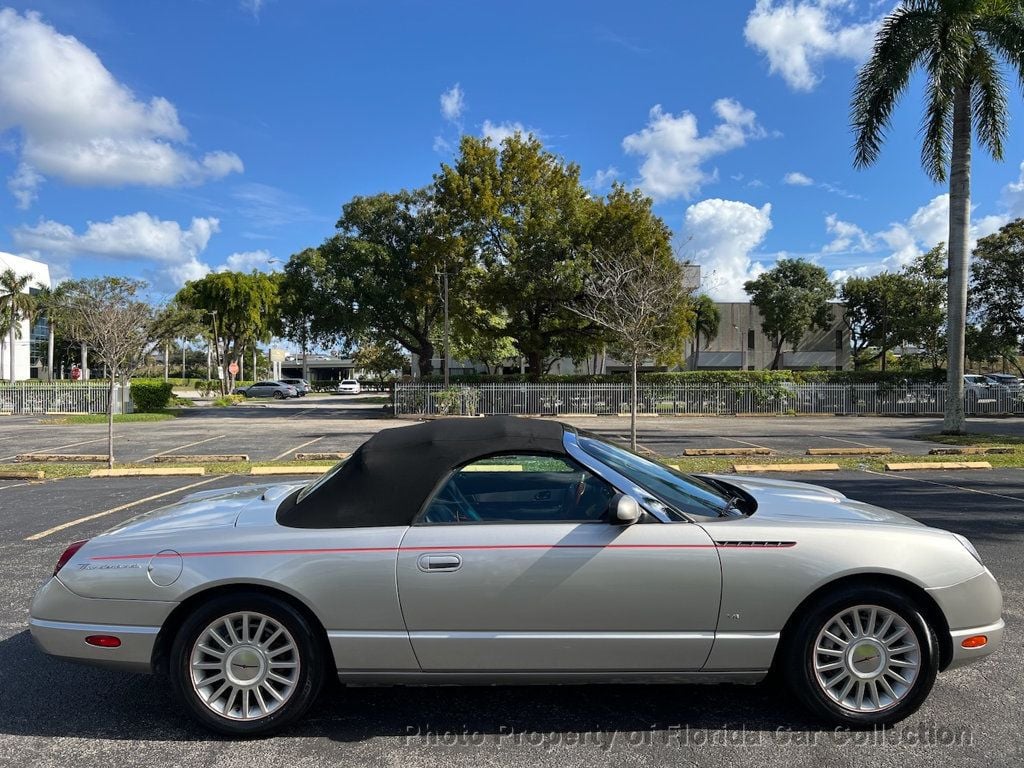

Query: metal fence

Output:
[0, 383, 128, 415]
[394, 383, 1024, 417]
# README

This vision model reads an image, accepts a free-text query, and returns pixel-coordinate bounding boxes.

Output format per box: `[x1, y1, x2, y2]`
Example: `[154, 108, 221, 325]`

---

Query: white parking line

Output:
[140, 434, 227, 462]
[863, 469, 1024, 503]
[24, 476, 222, 541]
[0, 481, 34, 492]
[0, 437, 107, 463]
[818, 435, 878, 448]
[720, 436, 773, 450]
[273, 436, 324, 461]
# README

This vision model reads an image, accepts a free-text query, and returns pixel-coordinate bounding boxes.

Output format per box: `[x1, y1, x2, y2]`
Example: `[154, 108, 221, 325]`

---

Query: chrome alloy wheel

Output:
[189, 611, 301, 721]
[812, 604, 921, 713]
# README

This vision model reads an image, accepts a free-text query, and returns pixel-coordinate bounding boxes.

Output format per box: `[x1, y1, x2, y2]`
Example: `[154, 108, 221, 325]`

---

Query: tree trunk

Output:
[943, 84, 972, 434]
[47, 323, 54, 381]
[417, 342, 435, 377]
[527, 351, 543, 376]
[771, 337, 784, 370]
[107, 377, 115, 469]
[693, 334, 701, 370]
[81, 342, 88, 380]
[164, 342, 169, 381]
[630, 354, 638, 451]
[8, 325, 14, 383]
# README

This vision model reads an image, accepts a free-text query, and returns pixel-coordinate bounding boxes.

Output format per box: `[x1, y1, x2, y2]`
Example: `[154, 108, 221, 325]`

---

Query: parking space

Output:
[0, 467, 1021, 766]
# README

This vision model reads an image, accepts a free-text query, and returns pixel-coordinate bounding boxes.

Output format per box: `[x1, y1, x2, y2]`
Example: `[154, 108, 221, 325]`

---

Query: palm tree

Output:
[0, 269, 36, 383]
[691, 294, 720, 370]
[29, 284, 56, 380]
[852, 0, 1024, 434]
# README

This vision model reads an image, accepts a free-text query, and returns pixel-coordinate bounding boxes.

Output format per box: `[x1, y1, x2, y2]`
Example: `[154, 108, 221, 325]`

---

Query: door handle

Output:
[417, 553, 462, 572]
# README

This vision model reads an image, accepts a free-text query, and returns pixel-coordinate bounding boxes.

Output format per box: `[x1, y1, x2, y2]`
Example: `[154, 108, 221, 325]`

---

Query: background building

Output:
[0, 252, 51, 381]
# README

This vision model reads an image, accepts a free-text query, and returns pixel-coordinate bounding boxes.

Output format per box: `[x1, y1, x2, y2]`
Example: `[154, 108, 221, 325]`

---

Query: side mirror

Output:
[609, 493, 641, 525]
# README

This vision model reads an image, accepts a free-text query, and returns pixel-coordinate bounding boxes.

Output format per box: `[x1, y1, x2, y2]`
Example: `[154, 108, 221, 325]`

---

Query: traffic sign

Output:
[228, 361, 239, 376]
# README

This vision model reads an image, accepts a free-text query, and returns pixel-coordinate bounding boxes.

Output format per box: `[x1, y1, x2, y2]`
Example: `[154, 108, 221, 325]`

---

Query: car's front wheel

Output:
[783, 585, 938, 727]
[169, 593, 325, 736]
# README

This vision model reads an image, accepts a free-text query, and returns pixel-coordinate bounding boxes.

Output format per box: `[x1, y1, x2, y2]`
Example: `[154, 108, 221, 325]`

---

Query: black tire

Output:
[782, 585, 938, 728]
[169, 592, 325, 737]
[273, 390, 284, 399]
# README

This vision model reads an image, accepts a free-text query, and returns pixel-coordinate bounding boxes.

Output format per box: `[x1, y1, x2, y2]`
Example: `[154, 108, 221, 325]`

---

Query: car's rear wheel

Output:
[783, 585, 938, 727]
[273, 391, 284, 399]
[169, 593, 324, 736]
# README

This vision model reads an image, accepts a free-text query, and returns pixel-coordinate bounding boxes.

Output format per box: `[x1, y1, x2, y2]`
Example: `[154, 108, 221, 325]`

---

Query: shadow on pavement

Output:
[0, 630, 820, 742]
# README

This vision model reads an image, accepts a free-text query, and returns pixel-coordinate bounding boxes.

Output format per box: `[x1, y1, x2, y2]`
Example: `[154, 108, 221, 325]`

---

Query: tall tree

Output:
[296, 189, 474, 377]
[352, 339, 406, 388]
[970, 218, 1024, 372]
[53, 278, 157, 467]
[0, 269, 35, 383]
[690, 294, 720, 370]
[851, 0, 1024, 432]
[568, 247, 693, 450]
[174, 271, 279, 392]
[434, 134, 598, 373]
[744, 259, 835, 370]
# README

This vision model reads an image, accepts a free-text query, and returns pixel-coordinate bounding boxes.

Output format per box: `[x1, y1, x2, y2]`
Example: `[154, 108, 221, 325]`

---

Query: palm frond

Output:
[852, 5, 937, 169]
[977, 15, 1024, 93]
[970, 42, 1009, 160]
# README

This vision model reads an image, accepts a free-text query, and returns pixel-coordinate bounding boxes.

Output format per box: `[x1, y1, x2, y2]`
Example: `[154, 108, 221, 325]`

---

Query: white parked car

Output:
[336, 379, 361, 394]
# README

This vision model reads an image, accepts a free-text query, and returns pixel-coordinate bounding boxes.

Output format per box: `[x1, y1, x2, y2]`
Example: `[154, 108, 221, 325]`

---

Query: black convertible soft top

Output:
[276, 416, 570, 528]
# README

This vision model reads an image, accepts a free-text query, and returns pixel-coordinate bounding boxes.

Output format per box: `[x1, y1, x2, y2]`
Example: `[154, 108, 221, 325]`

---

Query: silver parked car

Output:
[29, 417, 1002, 736]
[236, 381, 298, 399]
[279, 378, 311, 396]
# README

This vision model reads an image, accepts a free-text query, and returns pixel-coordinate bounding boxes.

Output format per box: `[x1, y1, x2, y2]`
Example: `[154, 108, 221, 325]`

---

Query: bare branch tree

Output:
[568, 248, 693, 450]
[54, 278, 158, 468]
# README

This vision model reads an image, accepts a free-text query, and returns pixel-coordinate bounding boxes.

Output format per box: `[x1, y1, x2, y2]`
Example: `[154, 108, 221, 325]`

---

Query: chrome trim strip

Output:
[326, 630, 409, 639]
[948, 619, 1004, 638]
[714, 631, 781, 640]
[29, 618, 159, 635]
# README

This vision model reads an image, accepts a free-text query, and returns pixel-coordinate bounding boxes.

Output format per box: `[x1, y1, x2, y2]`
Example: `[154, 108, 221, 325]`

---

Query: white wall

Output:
[0, 252, 51, 380]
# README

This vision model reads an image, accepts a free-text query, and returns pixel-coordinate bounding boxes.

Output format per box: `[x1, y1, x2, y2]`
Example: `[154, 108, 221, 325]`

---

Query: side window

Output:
[420, 454, 616, 525]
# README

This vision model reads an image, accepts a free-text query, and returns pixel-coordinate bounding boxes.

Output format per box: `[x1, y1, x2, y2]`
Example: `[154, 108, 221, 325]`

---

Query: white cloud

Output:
[783, 171, 814, 186]
[481, 119, 529, 145]
[622, 99, 766, 201]
[0, 9, 243, 207]
[440, 84, 465, 123]
[12, 212, 218, 286]
[683, 198, 773, 301]
[218, 250, 279, 273]
[241, 0, 266, 18]
[822, 214, 872, 253]
[744, 0, 881, 91]
[588, 166, 619, 190]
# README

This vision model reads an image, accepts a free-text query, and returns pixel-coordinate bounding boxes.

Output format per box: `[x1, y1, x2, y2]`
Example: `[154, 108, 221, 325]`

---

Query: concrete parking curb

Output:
[733, 463, 841, 473]
[0, 470, 44, 480]
[928, 446, 1015, 455]
[884, 461, 992, 471]
[250, 466, 328, 476]
[805, 447, 892, 456]
[89, 467, 207, 477]
[17, 453, 107, 462]
[152, 454, 249, 462]
[294, 452, 350, 461]
[682, 448, 771, 456]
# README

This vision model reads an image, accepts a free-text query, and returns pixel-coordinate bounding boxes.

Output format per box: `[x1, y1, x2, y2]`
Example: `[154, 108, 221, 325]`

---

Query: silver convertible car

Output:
[30, 417, 1002, 736]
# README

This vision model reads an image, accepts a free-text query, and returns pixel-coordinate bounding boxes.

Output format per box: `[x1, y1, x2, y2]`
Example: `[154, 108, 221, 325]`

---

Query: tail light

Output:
[54, 540, 89, 576]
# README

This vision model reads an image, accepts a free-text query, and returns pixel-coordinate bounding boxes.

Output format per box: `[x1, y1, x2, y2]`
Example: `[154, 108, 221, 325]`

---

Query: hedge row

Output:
[416, 369, 948, 385]
[130, 379, 175, 412]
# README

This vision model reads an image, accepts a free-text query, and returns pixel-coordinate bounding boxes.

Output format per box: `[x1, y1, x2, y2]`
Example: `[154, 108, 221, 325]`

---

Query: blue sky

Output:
[1, 0, 1023, 302]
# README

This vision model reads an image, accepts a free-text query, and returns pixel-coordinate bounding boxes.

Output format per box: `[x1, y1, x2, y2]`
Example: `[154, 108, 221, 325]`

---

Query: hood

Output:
[701, 474, 924, 527]
[100, 483, 303, 538]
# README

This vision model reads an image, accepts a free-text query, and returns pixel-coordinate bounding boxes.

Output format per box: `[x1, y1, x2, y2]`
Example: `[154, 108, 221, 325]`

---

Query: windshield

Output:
[577, 434, 732, 520]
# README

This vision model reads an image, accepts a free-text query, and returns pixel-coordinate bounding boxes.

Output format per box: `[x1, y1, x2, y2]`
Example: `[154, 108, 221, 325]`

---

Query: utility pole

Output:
[436, 268, 450, 386]
[880, 292, 888, 373]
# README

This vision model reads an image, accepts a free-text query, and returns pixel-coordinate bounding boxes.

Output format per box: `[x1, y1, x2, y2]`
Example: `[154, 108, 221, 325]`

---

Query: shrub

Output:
[211, 394, 245, 407]
[131, 379, 175, 412]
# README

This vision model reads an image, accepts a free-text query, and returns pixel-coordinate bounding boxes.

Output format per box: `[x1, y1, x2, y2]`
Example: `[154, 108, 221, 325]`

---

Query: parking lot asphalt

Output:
[0, 465, 1021, 767]
[5, 400, 1024, 463]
